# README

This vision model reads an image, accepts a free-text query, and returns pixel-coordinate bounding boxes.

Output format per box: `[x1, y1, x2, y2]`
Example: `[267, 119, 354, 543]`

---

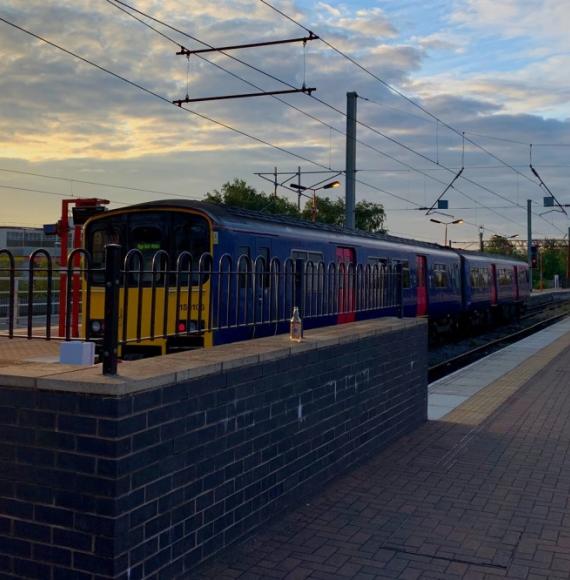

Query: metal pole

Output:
[297, 166, 302, 211]
[273, 166, 277, 197]
[538, 246, 544, 290]
[58, 200, 70, 337]
[311, 190, 317, 222]
[567, 227, 570, 287]
[444, 225, 448, 247]
[398, 263, 404, 318]
[345, 91, 357, 229]
[479, 227, 484, 252]
[527, 199, 532, 291]
[102, 244, 121, 375]
[13, 277, 19, 328]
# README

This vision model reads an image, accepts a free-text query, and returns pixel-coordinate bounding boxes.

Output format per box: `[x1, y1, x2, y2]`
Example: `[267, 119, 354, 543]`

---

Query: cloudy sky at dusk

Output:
[0, 0, 568, 245]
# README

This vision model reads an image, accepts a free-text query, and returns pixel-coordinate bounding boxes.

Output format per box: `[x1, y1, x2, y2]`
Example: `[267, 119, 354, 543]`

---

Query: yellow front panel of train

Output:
[84, 285, 213, 355]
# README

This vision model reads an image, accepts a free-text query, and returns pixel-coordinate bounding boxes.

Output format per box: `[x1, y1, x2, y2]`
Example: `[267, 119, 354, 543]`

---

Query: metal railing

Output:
[1, 245, 404, 375]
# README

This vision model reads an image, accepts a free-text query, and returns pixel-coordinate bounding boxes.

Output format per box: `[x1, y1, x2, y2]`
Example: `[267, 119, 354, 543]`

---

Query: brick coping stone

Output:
[0, 318, 424, 396]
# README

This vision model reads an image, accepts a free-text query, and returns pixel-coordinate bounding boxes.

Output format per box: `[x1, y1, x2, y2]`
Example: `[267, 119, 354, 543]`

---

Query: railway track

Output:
[428, 310, 569, 382]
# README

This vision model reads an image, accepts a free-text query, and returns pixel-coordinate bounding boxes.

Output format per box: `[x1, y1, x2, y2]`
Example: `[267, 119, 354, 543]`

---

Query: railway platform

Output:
[195, 317, 570, 580]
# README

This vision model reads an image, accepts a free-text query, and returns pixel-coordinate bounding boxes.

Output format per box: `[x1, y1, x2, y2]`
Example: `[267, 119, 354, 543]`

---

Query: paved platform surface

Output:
[429, 318, 570, 420]
[195, 318, 570, 580]
[0, 335, 60, 366]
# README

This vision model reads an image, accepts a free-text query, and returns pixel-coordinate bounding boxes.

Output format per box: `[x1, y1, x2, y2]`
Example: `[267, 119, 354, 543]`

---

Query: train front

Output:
[82, 203, 214, 358]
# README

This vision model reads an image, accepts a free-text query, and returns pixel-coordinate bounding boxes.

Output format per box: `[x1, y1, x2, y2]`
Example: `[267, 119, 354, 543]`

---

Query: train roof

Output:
[107, 199, 457, 252]
[94, 199, 526, 264]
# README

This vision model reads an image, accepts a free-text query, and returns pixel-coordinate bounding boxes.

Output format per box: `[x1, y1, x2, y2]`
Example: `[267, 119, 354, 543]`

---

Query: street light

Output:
[290, 180, 341, 222]
[430, 218, 463, 246]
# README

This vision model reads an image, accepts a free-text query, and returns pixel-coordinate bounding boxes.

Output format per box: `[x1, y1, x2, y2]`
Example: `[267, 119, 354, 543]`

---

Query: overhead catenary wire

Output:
[0, 183, 130, 206]
[257, 0, 544, 187]
[3, 8, 562, 239]
[257, 0, 566, 234]
[104, 0, 531, 229]
[0, 167, 204, 200]
[0, 16, 340, 176]
[102, 0, 553, 235]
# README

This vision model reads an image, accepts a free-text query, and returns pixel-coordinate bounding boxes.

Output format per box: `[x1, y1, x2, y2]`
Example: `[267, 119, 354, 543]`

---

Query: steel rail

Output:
[428, 312, 570, 382]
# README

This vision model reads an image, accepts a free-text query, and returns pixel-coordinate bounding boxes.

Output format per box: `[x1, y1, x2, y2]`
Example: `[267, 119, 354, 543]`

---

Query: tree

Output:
[301, 197, 385, 232]
[540, 239, 566, 281]
[301, 196, 344, 226]
[355, 200, 385, 233]
[205, 179, 298, 217]
[206, 179, 386, 232]
[485, 235, 516, 256]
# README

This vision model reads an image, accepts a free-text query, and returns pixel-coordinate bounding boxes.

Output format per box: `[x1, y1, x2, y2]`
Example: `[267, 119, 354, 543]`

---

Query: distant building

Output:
[0, 227, 61, 258]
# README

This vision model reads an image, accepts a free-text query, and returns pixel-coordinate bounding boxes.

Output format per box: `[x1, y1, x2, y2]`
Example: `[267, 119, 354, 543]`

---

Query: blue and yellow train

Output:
[82, 200, 530, 356]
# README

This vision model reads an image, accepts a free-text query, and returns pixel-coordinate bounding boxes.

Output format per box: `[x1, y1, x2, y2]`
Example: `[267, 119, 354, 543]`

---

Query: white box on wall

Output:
[60, 341, 96, 365]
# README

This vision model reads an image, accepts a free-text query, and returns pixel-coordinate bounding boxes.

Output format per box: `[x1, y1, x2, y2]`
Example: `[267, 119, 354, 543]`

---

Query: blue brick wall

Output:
[0, 322, 427, 579]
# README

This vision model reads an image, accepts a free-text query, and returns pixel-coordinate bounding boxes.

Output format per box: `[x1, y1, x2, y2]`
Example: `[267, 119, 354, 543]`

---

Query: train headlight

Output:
[90, 320, 103, 334]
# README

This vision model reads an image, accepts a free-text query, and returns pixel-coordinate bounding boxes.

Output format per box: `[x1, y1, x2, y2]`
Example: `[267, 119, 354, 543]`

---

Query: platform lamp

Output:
[290, 180, 341, 222]
[430, 218, 463, 246]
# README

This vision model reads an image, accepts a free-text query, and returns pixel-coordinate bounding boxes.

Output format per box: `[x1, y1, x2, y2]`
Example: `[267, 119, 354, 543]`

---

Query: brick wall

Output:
[0, 319, 427, 579]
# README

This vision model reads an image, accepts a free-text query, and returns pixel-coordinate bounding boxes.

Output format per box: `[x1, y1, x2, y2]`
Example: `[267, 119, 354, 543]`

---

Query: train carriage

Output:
[460, 252, 530, 326]
[82, 200, 528, 357]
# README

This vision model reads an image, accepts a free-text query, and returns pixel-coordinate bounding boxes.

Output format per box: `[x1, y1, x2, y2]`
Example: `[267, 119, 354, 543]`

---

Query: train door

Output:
[253, 241, 272, 324]
[490, 264, 497, 305]
[416, 255, 428, 316]
[513, 266, 519, 300]
[336, 247, 356, 324]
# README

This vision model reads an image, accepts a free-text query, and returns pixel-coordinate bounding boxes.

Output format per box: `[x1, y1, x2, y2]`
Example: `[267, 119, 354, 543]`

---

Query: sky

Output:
[0, 0, 569, 246]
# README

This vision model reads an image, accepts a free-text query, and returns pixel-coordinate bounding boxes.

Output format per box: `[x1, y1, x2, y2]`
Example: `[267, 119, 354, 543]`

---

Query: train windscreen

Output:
[86, 211, 210, 285]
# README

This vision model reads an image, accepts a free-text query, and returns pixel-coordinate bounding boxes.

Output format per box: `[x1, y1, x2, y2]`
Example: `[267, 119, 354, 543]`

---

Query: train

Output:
[81, 200, 530, 357]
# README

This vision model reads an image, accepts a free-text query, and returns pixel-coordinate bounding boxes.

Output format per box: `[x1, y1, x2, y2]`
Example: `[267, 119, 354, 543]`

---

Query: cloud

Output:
[315, 5, 398, 41]
[450, 0, 570, 50]
[1, 0, 569, 240]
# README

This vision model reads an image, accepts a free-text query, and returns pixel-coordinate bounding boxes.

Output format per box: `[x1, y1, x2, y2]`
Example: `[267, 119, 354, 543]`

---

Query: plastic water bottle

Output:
[290, 306, 302, 342]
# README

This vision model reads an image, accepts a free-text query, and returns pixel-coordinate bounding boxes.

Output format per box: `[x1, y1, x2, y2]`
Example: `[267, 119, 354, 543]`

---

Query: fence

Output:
[0, 245, 404, 375]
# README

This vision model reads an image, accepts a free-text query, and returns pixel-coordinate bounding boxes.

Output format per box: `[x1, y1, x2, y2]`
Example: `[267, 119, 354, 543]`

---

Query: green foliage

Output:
[205, 179, 298, 217]
[354, 200, 386, 233]
[301, 196, 345, 226]
[540, 239, 567, 281]
[206, 179, 386, 233]
[484, 235, 517, 256]
[301, 197, 385, 232]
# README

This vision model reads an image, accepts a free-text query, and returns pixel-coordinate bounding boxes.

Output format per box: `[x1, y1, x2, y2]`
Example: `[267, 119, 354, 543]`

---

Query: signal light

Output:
[177, 322, 187, 333]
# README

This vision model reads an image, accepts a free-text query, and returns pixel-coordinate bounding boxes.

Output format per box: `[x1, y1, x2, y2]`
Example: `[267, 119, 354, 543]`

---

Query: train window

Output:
[291, 250, 324, 264]
[470, 267, 486, 289]
[449, 264, 459, 289]
[91, 226, 122, 268]
[131, 225, 165, 284]
[89, 224, 123, 284]
[518, 269, 528, 284]
[392, 259, 410, 288]
[173, 216, 209, 262]
[238, 246, 251, 289]
[498, 268, 512, 286]
[308, 252, 324, 264]
[367, 256, 387, 267]
[172, 217, 209, 285]
[257, 247, 270, 288]
[470, 268, 478, 288]
[433, 264, 448, 288]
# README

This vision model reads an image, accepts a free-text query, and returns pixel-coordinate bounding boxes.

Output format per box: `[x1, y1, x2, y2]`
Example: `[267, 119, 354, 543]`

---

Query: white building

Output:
[0, 227, 61, 258]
